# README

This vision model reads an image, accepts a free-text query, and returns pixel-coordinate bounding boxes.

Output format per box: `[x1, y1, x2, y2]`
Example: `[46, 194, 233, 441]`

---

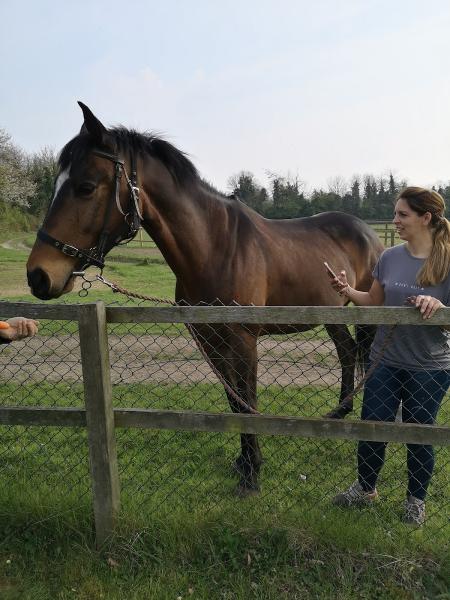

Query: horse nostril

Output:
[27, 268, 51, 300]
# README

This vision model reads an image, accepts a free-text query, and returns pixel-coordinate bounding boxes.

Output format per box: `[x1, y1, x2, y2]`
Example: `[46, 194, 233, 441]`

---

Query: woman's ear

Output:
[423, 211, 432, 227]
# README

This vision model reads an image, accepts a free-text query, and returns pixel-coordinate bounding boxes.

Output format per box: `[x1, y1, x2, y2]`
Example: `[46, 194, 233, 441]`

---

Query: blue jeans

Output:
[357, 363, 450, 500]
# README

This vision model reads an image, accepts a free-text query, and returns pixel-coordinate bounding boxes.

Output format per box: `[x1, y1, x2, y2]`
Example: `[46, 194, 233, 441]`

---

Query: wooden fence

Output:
[366, 220, 397, 247]
[124, 228, 155, 248]
[125, 223, 397, 249]
[0, 301, 449, 547]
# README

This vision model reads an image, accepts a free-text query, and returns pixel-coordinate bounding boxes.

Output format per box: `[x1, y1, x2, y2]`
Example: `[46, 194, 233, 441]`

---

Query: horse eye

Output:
[77, 183, 96, 196]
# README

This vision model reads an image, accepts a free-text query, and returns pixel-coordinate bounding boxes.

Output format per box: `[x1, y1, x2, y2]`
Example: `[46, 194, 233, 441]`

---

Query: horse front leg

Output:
[192, 323, 262, 496]
[324, 324, 357, 419]
[225, 328, 262, 497]
[229, 402, 262, 498]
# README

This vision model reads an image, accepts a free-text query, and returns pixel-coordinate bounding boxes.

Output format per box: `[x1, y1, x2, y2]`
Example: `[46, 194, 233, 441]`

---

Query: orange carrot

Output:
[0, 321, 10, 329]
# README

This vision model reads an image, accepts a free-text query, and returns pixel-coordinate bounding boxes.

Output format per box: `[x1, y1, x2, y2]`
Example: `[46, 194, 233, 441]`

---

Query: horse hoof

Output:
[324, 406, 352, 419]
[234, 484, 260, 498]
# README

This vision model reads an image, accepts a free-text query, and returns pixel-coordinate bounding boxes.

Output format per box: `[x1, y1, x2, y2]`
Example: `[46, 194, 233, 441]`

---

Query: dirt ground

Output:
[0, 333, 342, 389]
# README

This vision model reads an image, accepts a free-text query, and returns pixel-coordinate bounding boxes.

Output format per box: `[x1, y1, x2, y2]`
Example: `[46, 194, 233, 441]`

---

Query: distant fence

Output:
[124, 228, 155, 248]
[0, 301, 449, 547]
[366, 220, 397, 247]
[125, 222, 397, 250]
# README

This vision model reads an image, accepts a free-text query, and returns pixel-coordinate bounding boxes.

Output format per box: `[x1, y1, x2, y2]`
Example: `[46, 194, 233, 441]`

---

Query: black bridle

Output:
[37, 149, 143, 272]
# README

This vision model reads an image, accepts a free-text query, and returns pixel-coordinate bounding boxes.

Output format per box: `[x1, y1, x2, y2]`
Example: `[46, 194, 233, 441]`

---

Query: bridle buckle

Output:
[60, 243, 79, 257]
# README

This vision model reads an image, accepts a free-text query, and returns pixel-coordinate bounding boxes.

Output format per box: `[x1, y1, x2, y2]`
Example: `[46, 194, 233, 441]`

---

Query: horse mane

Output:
[59, 126, 200, 187]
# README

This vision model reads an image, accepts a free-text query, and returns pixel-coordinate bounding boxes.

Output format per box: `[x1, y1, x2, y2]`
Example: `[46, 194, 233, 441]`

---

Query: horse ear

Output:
[78, 101, 107, 143]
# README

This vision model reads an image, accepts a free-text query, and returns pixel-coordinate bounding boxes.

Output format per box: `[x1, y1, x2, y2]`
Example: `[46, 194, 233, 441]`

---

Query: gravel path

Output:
[0, 333, 342, 388]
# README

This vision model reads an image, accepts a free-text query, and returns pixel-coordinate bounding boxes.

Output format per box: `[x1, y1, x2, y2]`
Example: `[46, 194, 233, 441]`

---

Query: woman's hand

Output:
[0, 317, 40, 341]
[407, 295, 444, 320]
[329, 269, 350, 297]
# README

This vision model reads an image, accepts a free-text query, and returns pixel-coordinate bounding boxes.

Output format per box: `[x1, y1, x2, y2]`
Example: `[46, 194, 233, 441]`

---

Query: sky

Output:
[1, 0, 450, 195]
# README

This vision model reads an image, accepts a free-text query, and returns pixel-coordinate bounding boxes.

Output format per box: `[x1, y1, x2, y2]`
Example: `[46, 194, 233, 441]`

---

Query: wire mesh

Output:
[0, 304, 448, 543]
[106, 315, 449, 540]
[0, 318, 90, 511]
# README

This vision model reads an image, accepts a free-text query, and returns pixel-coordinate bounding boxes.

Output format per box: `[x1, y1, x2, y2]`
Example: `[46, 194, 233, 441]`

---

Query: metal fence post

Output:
[78, 301, 120, 548]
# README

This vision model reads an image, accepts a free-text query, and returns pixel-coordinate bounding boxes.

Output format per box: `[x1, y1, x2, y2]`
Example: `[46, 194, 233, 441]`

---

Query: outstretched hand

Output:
[0, 317, 40, 341]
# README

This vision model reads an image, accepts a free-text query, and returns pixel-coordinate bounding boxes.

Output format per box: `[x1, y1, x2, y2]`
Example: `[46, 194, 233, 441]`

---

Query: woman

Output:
[0, 317, 39, 343]
[329, 187, 450, 525]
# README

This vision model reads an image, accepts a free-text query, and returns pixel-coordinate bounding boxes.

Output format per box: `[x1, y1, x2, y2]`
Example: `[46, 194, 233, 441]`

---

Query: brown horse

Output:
[27, 103, 384, 495]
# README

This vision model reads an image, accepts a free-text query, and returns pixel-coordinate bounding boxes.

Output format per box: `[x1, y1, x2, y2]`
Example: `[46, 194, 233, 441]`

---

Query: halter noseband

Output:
[37, 149, 143, 272]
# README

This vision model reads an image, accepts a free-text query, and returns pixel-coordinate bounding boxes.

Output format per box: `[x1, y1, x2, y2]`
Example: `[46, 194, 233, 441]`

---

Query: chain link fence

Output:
[0, 316, 91, 522]
[0, 301, 448, 546]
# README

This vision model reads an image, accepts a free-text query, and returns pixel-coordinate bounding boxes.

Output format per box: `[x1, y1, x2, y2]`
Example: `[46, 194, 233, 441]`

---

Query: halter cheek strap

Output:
[37, 149, 143, 272]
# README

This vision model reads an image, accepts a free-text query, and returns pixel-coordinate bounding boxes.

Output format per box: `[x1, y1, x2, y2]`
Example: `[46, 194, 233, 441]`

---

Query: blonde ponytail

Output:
[398, 187, 450, 286]
[417, 216, 450, 286]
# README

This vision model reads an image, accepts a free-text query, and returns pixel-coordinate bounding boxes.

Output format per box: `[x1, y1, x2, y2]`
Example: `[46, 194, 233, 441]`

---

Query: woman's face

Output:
[393, 198, 431, 242]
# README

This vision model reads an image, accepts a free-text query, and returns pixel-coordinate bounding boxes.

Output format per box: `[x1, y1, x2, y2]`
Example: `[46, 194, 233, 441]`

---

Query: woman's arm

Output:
[330, 270, 385, 306]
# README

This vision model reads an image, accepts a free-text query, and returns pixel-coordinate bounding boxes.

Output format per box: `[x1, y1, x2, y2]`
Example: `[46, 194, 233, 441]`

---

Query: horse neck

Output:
[140, 163, 228, 279]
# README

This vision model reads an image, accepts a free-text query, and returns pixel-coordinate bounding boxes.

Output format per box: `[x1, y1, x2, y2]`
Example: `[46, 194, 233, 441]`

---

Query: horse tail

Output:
[355, 324, 376, 377]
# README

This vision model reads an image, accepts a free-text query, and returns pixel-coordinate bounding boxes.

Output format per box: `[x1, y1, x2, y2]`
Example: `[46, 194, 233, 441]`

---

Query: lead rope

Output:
[82, 272, 260, 414]
[82, 272, 397, 418]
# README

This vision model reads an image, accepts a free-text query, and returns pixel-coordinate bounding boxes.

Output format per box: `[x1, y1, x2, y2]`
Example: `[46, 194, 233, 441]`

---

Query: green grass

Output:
[0, 507, 448, 600]
[0, 427, 448, 599]
[0, 382, 449, 551]
[0, 507, 447, 600]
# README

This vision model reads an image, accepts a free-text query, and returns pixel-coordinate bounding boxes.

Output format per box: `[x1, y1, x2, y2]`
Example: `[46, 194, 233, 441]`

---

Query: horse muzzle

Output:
[27, 267, 74, 300]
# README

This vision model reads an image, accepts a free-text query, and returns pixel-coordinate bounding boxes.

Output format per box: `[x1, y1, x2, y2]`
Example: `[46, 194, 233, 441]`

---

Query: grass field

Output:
[1, 379, 449, 599]
[0, 231, 449, 599]
[0, 232, 176, 303]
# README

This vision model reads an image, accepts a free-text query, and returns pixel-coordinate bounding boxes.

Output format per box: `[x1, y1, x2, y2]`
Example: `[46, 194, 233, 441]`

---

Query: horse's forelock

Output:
[58, 133, 101, 172]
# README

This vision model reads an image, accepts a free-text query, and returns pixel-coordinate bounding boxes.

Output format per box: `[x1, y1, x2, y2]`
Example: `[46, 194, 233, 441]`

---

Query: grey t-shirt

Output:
[370, 244, 450, 370]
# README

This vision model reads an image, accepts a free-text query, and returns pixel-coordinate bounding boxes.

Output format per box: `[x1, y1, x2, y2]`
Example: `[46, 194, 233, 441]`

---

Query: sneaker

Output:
[403, 496, 425, 526]
[332, 480, 378, 507]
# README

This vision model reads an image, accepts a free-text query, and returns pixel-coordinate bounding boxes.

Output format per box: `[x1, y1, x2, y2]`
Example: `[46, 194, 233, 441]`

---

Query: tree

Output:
[265, 172, 309, 218]
[388, 172, 398, 198]
[438, 183, 450, 217]
[0, 128, 36, 208]
[377, 175, 393, 219]
[327, 175, 348, 198]
[310, 189, 341, 214]
[344, 175, 361, 216]
[361, 174, 378, 219]
[26, 147, 58, 216]
[228, 171, 268, 214]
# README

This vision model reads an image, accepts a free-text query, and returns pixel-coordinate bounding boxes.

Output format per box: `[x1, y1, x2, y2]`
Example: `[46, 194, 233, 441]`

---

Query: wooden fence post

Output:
[79, 301, 120, 548]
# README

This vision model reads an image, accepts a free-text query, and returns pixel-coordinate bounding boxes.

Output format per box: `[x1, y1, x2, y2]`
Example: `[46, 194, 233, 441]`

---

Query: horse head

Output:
[27, 102, 142, 299]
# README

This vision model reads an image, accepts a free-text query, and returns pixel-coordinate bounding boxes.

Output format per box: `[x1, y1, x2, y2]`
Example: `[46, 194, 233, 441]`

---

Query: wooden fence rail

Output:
[0, 301, 449, 546]
[366, 220, 397, 247]
[1, 406, 448, 446]
[122, 222, 397, 248]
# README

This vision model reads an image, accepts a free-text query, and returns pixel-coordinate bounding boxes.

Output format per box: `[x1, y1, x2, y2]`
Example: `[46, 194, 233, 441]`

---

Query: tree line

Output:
[229, 172, 450, 220]
[2, 127, 450, 229]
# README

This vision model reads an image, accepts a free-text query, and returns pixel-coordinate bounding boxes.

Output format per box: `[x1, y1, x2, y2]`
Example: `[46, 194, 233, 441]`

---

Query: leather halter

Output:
[37, 149, 143, 272]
